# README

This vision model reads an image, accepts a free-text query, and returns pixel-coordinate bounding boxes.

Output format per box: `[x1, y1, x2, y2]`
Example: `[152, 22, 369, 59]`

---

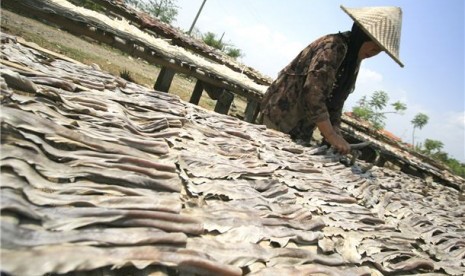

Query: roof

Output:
[377, 129, 402, 142]
[1, 33, 464, 276]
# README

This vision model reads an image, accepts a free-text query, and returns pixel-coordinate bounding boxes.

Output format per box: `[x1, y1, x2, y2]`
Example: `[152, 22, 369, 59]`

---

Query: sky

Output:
[171, 0, 465, 162]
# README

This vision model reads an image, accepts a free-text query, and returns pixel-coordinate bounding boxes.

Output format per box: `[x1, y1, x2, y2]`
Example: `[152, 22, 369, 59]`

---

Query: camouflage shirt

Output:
[260, 32, 358, 140]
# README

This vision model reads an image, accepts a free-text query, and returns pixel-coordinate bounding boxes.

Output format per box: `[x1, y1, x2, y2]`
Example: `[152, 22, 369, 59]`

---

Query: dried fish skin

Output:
[1, 107, 163, 159]
[28, 76, 77, 91]
[1, 158, 165, 197]
[179, 151, 278, 179]
[23, 187, 182, 212]
[0, 188, 43, 221]
[11, 128, 174, 171]
[1, 221, 187, 249]
[37, 207, 203, 234]
[249, 264, 372, 276]
[0, 68, 38, 93]
[1, 144, 181, 192]
[0, 244, 242, 276]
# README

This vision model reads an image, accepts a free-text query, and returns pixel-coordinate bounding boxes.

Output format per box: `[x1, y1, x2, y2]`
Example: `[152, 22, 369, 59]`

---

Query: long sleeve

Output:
[327, 65, 360, 127]
[260, 33, 350, 136]
[301, 40, 347, 124]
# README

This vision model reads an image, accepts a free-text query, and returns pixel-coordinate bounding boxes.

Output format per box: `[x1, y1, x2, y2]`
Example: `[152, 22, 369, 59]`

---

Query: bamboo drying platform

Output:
[2, 0, 267, 121]
[88, 0, 273, 86]
[340, 115, 465, 191]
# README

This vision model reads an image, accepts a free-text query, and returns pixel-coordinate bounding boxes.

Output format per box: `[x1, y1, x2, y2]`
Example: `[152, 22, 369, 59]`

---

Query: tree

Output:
[433, 151, 449, 163]
[225, 47, 243, 59]
[125, 0, 178, 24]
[423, 138, 444, 155]
[202, 32, 244, 60]
[202, 32, 225, 50]
[411, 113, 429, 147]
[418, 138, 465, 177]
[352, 91, 406, 130]
[370, 90, 388, 110]
[445, 158, 465, 177]
[391, 101, 407, 113]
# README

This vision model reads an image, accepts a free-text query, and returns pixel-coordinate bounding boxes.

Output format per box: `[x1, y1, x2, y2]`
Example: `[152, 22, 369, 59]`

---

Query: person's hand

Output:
[316, 119, 350, 155]
[325, 132, 351, 155]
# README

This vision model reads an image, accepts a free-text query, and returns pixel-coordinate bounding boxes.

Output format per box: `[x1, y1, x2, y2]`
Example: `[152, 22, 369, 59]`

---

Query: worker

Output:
[260, 6, 403, 154]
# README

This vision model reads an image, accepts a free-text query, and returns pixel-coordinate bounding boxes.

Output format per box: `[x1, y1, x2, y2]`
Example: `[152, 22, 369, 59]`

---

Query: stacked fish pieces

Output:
[1, 34, 464, 275]
[1, 35, 224, 275]
[171, 106, 465, 275]
[354, 169, 465, 275]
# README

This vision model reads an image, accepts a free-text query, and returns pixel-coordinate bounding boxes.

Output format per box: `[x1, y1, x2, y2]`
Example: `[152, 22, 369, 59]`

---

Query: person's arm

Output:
[328, 96, 349, 130]
[301, 37, 350, 154]
[316, 119, 350, 154]
[326, 92, 349, 142]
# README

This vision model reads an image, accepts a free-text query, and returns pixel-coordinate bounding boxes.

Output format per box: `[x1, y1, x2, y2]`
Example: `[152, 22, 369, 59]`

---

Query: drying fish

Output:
[1, 32, 464, 276]
[23, 187, 182, 212]
[1, 144, 181, 192]
[28, 76, 77, 91]
[2, 107, 161, 159]
[250, 264, 372, 276]
[1, 244, 242, 276]
[2, 158, 165, 197]
[0, 68, 37, 93]
[2, 221, 187, 249]
[39, 206, 203, 234]
[179, 151, 278, 179]
[1, 188, 43, 221]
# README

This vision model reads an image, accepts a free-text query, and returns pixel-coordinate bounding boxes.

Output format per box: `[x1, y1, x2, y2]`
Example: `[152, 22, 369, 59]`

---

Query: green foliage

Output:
[120, 69, 135, 82]
[351, 91, 406, 130]
[202, 32, 244, 60]
[423, 138, 444, 155]
[411, 113, 429, 130]
[392, 101, 407, 113]
[445, 158, 465, 177]
[418, 138, 465, 178]
[225, 47, 243, 59]
[352, 104, 373, 120]
[125, 0, 178, 24]
[411, 113, 429, 146]
[202, 32, 225, 50]
[432, 151, 449, 163]
[369, 90, 388, 110]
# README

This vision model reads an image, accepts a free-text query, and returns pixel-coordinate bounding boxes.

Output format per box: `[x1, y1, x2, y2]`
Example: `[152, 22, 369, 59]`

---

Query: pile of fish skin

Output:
[1, 34, 464, 276]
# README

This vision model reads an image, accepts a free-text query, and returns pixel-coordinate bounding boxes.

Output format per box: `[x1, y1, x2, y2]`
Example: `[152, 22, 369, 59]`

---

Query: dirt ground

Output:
[0, 9, 246, 115]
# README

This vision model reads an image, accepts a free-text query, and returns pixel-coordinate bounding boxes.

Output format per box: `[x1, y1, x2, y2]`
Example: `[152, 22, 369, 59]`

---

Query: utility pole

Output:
[188, 0, 207, 35]
[218, 32, 225, 50]
[218, 32, 225, 44]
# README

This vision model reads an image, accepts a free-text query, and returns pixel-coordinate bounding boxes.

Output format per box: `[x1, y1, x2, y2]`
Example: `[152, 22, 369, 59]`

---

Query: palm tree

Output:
[411, 113, 429, 147]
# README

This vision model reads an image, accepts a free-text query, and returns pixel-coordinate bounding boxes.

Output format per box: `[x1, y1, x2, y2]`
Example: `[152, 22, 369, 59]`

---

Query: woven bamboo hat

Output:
[341, 5, 404, 67]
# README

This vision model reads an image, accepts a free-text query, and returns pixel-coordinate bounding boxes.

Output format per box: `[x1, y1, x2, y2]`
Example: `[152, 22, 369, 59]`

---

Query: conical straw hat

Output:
[341, 5, 404, 67]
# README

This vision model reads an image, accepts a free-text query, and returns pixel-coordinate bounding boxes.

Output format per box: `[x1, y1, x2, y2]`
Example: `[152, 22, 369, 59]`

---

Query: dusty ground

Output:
[0, 9, 247, 115]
